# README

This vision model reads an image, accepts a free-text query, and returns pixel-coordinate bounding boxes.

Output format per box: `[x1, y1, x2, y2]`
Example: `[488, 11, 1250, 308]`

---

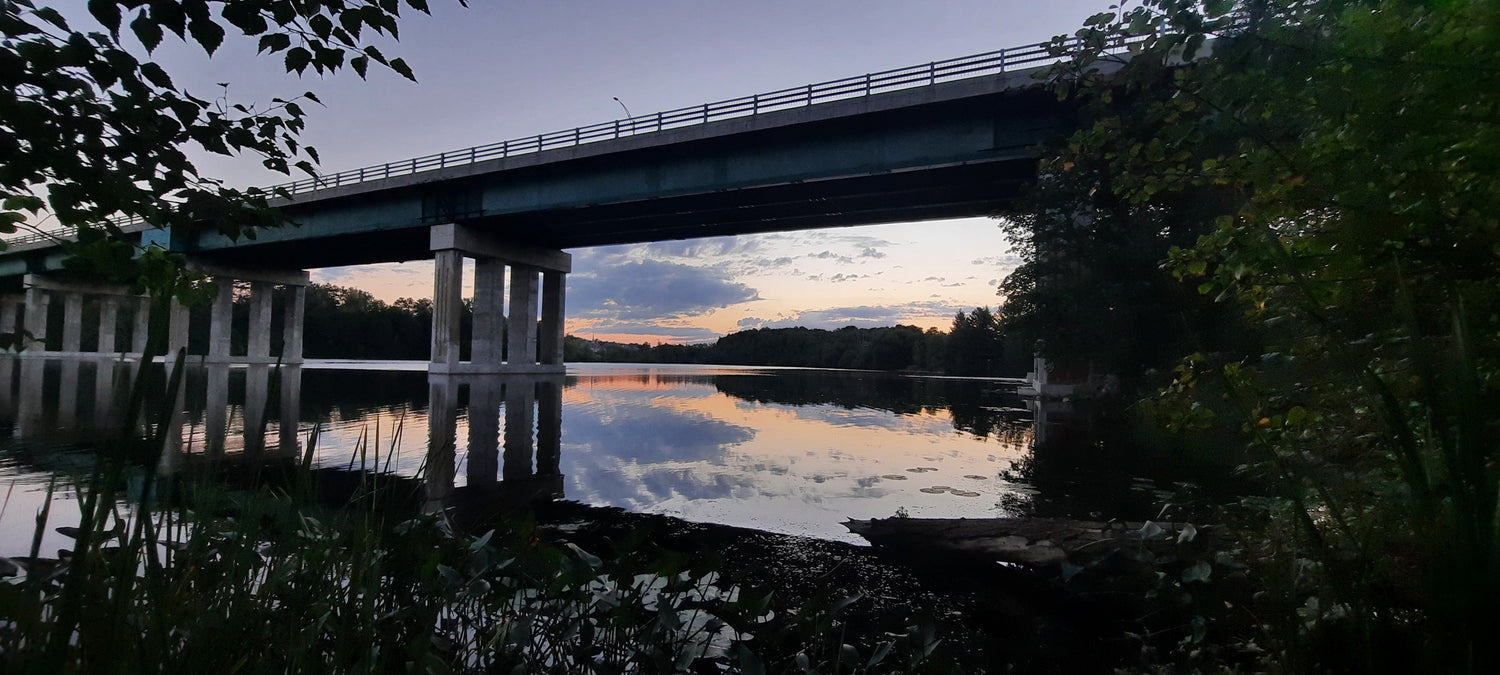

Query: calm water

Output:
[0, 359, 1059, 554]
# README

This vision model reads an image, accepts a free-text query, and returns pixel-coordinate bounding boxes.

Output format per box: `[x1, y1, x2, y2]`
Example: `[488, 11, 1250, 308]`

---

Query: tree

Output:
[1023, 1, 1500, 669]
[945, 307, 1004, 376]
[1, 0, 458, 306]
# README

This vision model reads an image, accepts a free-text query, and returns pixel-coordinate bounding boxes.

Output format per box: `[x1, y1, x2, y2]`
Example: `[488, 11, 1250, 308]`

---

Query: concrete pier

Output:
[194, 264, 310, 365]
[428, 224, 571, 374]
[22, 285, 49, 353]
[10, 267, 308, 364]
[506, 265, 539, 367]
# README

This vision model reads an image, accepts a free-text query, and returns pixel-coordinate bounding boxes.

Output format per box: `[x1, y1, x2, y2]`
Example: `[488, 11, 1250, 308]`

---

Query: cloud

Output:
[735, 301, 969, 330]
[971, 254, 1023, 267]
[808, 250, 854, 264]
[858, 247, 886, 259]
[567, 259, 758, 321]
[579, 321, 724, 342]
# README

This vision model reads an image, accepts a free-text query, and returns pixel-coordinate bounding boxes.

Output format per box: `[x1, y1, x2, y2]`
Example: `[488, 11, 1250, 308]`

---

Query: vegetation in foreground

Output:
[997, 0, 1500, 671]
[0, 444, 962, 673]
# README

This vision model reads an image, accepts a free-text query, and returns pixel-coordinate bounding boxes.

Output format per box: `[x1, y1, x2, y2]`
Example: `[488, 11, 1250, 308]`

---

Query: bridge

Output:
[0, 37, 1105, 374]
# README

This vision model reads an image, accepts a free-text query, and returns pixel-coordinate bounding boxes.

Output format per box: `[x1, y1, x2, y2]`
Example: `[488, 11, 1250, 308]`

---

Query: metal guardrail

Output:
[4, 34, 1139, 249]
[272, 37, 1094, 195]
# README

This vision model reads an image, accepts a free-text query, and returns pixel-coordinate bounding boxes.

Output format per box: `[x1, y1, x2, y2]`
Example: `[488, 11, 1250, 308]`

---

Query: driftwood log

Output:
[845, 517, 1215, 570]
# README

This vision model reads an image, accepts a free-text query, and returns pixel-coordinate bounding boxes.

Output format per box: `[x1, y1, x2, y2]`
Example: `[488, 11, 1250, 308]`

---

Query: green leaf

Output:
[131, 11, 163, 52]
[363, 44, 388, 65]
[563, 542, 602, 569]
[284, 46, 311, 74]
[338, 9, 363, 39]
[140, 62, 173, 89]
[31, 6, 67, 30]
[258, 33, 291, 54]
[1182, 560, 1212, 584]
[350, 54, 368, 78]
[389, 57, 415, 82]
[1286, 406, 1308, 426]
[88, 0, 122, 34]
[189, 18, 226, 55]
[309, 14, 333, 39]
[151, 0, 187, 37]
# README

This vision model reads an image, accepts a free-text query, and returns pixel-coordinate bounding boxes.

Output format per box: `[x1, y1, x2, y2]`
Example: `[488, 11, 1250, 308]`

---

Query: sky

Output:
[83, 0, 1112, 343]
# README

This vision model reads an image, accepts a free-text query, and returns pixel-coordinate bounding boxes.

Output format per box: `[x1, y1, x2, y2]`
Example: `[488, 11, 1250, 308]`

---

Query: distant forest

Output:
[202, 283, 1027, 377]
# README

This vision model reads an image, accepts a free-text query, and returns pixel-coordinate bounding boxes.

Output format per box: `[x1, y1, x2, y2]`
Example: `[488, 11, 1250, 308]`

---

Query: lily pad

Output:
[963, 475, 990, 480]
[880, 474, 908, 480]
[949, 490, 982, 497]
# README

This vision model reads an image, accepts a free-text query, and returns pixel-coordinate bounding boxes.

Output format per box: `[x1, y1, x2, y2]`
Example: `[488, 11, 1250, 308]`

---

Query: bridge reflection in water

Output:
[0, 358, 565, 509]
[425, 373, 565, 510]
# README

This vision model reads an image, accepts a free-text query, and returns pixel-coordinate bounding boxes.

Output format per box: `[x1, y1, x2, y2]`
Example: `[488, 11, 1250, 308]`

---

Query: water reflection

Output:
[425, 374, 565, 510]
[3, 361, 1045, 544]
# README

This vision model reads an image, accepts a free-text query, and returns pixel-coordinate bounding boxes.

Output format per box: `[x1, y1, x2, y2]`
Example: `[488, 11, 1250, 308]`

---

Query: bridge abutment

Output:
[428, 224, 571, 374]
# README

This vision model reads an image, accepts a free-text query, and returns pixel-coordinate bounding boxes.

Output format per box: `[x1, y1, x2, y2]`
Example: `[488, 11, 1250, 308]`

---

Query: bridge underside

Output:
[192, 158, 1034, 270]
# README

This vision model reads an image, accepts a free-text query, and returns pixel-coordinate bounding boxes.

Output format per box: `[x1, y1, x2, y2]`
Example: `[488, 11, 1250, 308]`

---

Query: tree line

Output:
[565, 307, 1028, 376]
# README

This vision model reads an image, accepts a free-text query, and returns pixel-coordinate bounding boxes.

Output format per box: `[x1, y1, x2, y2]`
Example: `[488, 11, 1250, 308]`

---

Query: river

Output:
[1, 359, 1144, 557]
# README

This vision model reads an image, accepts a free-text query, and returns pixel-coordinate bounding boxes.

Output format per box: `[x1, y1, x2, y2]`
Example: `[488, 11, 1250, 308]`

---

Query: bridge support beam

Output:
[429, 223, 571, 374]
[10, 267, 307, 364]
[16, 275, 142, 358]
[192, 264, 310, 365]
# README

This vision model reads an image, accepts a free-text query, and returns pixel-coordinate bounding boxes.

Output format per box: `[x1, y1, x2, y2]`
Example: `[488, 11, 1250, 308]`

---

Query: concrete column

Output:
[243, 364, 270, 455]
[0, 359, 12, 420]
[282, 285, 305, 364]
[166, 298, 189, 358]
[426, 375, 459, 506]
[131, 297, 149, 355]
[466, 376, 501, 487]
[502, 378, 536, 481]
[208, 278, 235, 362]
[506, 265, 539, 366]
[22, 287, 49, 352]
[204, 365, 230, 456]
[97, 297, 119, 355]
[58, 359, 80, 428]
[278, 365, 302, 457]
[0, 296, 19, 335]
[92, 360, 123, 430]
[15, 359, 45, 436]
[472, 259, 505, 366]
[431, 250, 464, 370]
[539, 271, 566, 366]
[247, 281, 273, 360]
[61, 292, 83, 354]
[155, 375, 188, 471]
[536, 377, 563, 475]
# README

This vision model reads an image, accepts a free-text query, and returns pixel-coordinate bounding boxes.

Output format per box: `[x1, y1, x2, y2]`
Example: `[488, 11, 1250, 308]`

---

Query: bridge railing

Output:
[4, 34, 1145, 248]
[271, 35, 1120, 195]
